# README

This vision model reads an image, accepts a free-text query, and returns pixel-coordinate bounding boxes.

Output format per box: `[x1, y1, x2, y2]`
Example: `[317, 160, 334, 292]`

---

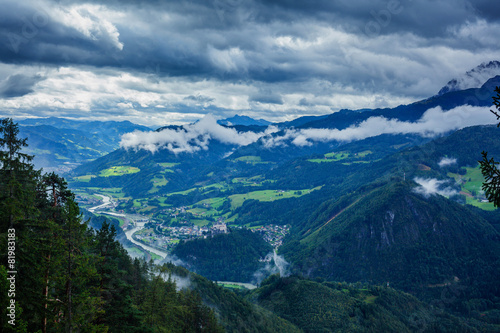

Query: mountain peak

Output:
[438, 60, 500, 96]
[218, 115, 271, 127]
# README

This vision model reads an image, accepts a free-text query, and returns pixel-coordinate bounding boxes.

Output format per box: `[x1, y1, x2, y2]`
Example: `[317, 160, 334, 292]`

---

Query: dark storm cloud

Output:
[0, 0, 499, 125]
[249, 90, 284, 105]
[1, 0, 498, 82]
[0, 74, 44, 98]
[184, 95, 215, 103]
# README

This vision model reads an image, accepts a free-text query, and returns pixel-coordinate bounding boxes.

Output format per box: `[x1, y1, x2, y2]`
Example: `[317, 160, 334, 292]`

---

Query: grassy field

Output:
[324, 151, 350, 159]
[191, 219, 211, 227]
[73, 174, 96, 182]
[148, 176, 169, 194]
[158, 162, 179, 168]
[307, 158, 335, 163]
[231, 177, 263, 186]
[195, 197, 227, 209]
[309, 150, 373, 163]
[232, 155, 272, 165]
[448, 165, 496, 211]
[99, 166, 140, 177]
[466, 197, 496, 211]
[125, 246, 147, 257]
[228, 186, 322, 209]
[218, 282, 246, 290]
[234, 155, 262, 162]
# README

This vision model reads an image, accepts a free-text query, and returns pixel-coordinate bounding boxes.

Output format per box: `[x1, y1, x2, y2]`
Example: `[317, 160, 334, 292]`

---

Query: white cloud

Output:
[208, 46, 248, 73]
[120, 114, 278, 153]
[53, 4, 124, 50]
[262, 105, 496, 147]
[252, 251, 290, 285]
[413, 177, 458, 198]
[119, 104, 497, 154]
[438, 157, 457, 167]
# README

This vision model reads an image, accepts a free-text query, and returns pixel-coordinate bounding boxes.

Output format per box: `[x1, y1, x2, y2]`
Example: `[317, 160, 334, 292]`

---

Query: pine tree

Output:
[480, 86, 500, 206]
[0, 118, 38, 230]
[93, 221, 148, 332]
[0, 118, 38, 332]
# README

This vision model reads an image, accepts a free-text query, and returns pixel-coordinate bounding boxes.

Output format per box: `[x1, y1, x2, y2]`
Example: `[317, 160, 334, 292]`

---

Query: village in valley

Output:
[130, 217, 290, 252]
[79, 193, 291, 254]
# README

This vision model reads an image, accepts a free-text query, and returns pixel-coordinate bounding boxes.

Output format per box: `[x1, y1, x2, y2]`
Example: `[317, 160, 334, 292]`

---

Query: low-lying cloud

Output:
[252, 250, 290, 285]
[121, 105, 496, 154]
[413, 177, 458, 198]
[438, 157, 457, 167]
[120, 114, 278, 153]
[262, 105, 496, 148]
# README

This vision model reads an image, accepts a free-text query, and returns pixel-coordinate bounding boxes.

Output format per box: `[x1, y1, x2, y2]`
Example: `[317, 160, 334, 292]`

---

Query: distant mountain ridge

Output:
[17, 117, 151, 172]
[218, 114, 272, 126]
[18, 116, 151, 132]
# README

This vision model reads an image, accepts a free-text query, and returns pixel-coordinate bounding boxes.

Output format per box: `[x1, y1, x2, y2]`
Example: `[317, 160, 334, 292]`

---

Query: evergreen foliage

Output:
[480, 86, 500, 206]
[251, 275, 487, 332]
[173, 229, 272, 282]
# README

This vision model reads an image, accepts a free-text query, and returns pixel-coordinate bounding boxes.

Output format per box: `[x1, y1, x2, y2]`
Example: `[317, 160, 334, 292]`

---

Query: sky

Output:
[0, 0, 500, 126]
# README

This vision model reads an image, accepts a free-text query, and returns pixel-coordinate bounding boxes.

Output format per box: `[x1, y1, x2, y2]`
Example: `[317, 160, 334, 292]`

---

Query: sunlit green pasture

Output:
[228, 186, 322, 209]
[73, 174, 96, 182]
[448, 165, 496, 211]
[99, 166, 140, 177]
[309, 150, 374, 164]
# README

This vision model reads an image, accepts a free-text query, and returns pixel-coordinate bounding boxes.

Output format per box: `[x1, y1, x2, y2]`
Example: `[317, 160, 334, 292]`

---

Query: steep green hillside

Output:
[280, 181, 500, 315]
[250, 275, 485, 332]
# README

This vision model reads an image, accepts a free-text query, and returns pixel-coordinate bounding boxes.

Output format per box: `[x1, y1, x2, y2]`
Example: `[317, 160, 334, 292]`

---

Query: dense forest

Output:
[173, 229, 272, 282]
[249, 274, 494, 332]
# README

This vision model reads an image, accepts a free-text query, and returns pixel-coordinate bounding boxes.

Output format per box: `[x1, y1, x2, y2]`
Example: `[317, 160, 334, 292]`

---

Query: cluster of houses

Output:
[133, 220, 230, 251]
[251, 224, 290, 248]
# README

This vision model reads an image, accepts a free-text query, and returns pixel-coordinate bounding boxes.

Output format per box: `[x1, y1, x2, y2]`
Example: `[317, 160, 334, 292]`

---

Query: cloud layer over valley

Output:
[120, 114, 277, 153]
[121, 105, 497, 153]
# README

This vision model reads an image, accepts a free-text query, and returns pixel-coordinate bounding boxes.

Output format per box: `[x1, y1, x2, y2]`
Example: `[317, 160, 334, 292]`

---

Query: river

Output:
[89, 194, 168, 258]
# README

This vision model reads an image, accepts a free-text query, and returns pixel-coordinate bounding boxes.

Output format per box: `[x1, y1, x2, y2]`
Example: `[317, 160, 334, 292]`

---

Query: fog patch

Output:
[438, 157, 457, 167]
[263, 105, 495, 148]
[413, 177, 458, 198]
[160, 253, 187, 267]
[121, 105, 495, 153]
[120, 114, 278, 153]
[252, 250, 290, 285]
[155, 268, 192, 291]
[170, 274, 191, 291]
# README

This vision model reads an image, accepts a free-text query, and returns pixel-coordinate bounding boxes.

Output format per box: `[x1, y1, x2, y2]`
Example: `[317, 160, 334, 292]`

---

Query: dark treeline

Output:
[0, 119, 224, 332]
[173, 229, 272, 282]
